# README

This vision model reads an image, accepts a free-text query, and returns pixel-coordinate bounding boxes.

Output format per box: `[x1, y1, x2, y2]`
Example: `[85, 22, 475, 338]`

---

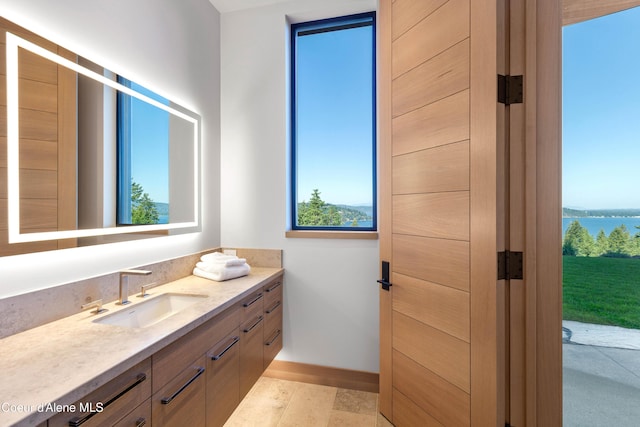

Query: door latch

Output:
[377, 261, 392, 291]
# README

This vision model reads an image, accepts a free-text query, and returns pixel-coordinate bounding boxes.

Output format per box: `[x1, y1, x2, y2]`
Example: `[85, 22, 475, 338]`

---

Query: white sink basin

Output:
[94, 293, 207, 328]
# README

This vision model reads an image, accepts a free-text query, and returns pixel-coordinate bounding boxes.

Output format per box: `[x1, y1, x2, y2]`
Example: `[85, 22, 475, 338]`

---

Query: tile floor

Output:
[225, 376, 394, 427]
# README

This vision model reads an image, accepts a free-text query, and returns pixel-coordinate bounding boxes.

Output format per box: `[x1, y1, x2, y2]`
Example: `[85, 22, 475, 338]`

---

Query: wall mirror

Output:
[0, 17, 201, 256]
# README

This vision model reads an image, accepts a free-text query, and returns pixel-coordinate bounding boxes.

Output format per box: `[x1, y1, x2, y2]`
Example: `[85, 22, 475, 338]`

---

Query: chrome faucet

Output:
[119, 269, 152, 305]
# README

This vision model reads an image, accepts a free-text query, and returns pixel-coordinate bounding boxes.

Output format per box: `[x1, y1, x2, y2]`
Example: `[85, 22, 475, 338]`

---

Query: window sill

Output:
[285, 230, 378, 240]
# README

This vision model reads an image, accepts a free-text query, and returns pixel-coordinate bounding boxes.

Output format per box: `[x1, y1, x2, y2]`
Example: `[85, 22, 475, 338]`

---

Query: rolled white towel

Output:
[193, 264, 250, 281]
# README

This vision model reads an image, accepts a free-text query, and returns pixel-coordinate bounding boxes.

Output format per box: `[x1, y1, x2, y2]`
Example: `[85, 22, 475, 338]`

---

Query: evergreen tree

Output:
[131, 181, 160, 224]
[594, 229, 608, 256]
[562, 220, 594, 256]
[606, 224, 631, 257]
[297, 189, 342, 226]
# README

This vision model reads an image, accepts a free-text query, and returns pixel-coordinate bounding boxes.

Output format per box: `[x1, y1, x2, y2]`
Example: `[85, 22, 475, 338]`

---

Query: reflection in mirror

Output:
[0, 17, 201, 256]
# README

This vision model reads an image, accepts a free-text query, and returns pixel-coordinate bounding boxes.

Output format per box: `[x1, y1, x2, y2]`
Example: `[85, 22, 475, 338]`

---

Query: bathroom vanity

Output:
[0, 269, 283, 427]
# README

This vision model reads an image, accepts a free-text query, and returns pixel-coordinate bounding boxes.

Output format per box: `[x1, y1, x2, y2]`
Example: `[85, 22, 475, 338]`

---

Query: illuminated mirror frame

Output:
[5, 32, 201, 244]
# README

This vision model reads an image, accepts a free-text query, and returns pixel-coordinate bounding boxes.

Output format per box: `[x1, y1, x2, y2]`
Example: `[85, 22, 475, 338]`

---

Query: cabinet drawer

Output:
[48, 358, 151, 427]
[153, 307, 239, 394]
[239, 314, 264, 398]
[206, 328, 241, 427]
[263, 276, 283, 307]
[264, 298, 282, 338]
[113, 398, 150, 427]
[152, 355, 207, 427]
[264, 328, 283, 369]
[240, 289, 264, 322]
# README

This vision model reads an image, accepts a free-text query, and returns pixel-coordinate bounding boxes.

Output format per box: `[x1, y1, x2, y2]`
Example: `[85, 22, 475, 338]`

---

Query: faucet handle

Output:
[81, 299, 106, 314]
[139, 282, 161, 298]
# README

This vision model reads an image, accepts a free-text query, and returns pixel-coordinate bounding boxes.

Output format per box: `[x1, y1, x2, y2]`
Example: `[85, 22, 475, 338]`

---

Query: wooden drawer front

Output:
[48, 358, 151, 427]
[113, 398, 151, 427]
[240, 289, 264, 322]
[153, 307, 239, 394]
[264, 328, 283, 370]
[264, 298, 282, 338]
[206, 328, 241, 427]
[152, 355, 207, 427]
[239, 315, 264, 398]
[263, 276, 283, 307]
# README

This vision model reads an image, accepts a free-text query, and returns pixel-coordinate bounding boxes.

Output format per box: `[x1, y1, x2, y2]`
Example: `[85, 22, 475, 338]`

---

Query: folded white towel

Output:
[196, 260, 248, 272]
[201, 252, 238, 263]
[193, 264, 251, 282]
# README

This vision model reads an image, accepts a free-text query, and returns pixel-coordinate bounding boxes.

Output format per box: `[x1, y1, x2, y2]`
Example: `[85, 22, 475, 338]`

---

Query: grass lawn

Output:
[563, 256, 640, 329]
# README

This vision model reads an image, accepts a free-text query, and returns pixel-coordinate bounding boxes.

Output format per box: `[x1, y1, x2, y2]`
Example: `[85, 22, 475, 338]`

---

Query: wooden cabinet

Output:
[263, 276, 283, 369]
[239, 290, 265, 399]
[48, 358, 151, 427]
[44, 273, 283, 427]
[206, 328, 241, 427]
[152, 356, 207, 427]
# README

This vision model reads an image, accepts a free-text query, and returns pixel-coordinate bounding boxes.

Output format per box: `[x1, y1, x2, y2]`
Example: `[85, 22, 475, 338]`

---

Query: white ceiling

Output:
[208, 0, 302, 13]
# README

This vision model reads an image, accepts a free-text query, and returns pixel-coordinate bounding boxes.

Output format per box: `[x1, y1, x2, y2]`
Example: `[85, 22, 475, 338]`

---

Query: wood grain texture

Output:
[393, 310, 470, 392]
[392, 272, 470, 342]
[19, 78, 57, 112]
[378, 0, 394, 418]
[393, 140, 470, 195]
[469, 0, 500, 424]
[393, 40, 469, 118]
[563, 0, 640, 25]
[392, 0, 448, 41]
[393, 191, 469, 241]
[392, 0, 469, 79]
[393, 350, 470, 426]
[392, 389, 443, 427]
[393, 88, 469, 156]
[393, 233, 469, 291]
[19, 199, 57, 230]
[18, 108, 57, 141]
[19, 169, 57, 199]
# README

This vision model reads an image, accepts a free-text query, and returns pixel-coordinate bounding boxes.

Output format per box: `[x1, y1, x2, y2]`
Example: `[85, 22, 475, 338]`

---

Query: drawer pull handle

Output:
[135, 418, 147, 427]
[243, 316, 263, 333]
[265, 301, 281, 314]
[211, 336, 240, 361]
[243, 293, 263, 307]
[68, 373, 147, 426]
[265, 281, 282, 293]
[265, 329, 281, 346]
[161, 367, 205, 405]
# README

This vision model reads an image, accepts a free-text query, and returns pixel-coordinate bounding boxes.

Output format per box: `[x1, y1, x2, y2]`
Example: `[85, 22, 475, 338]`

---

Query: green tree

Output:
[297, 189, 343, 226]
[594, 229, 608, 256]
[131, 181, 159, 224]
[605, 224, 631, 257]
[351, 218, 359, 227]
[562, 220, 594, 256]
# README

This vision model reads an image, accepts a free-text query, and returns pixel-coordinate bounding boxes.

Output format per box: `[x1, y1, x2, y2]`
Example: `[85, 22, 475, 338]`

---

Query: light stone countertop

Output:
[0, 267, 284, 427]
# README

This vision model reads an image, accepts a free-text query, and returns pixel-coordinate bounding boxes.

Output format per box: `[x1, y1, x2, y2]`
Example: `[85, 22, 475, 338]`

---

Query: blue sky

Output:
[129, 82, 169, 204]
[295, 22, 374, 206]
[563, 7, 640, 209]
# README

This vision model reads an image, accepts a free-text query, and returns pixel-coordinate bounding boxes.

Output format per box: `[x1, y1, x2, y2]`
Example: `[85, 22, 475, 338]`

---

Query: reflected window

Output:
[117, 78, 170, 225]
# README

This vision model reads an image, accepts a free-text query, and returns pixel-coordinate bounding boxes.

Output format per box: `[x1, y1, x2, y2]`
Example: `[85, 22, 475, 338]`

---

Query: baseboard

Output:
[263, 360, 379, 393]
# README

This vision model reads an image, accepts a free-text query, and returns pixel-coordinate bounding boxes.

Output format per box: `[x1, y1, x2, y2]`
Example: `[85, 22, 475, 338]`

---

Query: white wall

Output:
[220, 0, 379, 373]
[0, 0, 221, 297]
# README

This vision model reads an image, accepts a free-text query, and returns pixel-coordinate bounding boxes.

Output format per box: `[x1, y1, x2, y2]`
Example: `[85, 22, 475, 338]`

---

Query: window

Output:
[290, 12, 376, 232]
[117, 78, 170, 225]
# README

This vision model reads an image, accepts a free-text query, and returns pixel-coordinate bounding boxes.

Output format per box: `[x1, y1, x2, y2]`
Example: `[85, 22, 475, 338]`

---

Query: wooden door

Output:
[378, 0, 503, 425]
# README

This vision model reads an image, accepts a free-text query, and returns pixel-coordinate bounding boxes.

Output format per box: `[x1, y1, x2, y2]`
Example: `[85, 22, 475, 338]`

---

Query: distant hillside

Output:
[563, 207, 640, 218]
[154, 202, 169, 216]
[334, 204, 373, 219]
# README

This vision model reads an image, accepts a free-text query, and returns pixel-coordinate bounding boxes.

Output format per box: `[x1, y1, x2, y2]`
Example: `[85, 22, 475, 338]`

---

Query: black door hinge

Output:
[497, 250, 523, 280]
[497, 74, 523, 105]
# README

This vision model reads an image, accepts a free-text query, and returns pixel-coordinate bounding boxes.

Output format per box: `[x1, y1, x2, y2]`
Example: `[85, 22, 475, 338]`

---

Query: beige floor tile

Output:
[277, 383, 338, 427]
[248, 376, 302, 403]
[376, 412, 394, 427]
[224, 396, 287, 427]
[328, 410, 377, 426]
[333, 388, 378, 415]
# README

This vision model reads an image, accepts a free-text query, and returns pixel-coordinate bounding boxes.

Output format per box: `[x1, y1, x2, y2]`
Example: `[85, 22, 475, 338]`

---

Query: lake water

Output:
[562, 217, 640, 237]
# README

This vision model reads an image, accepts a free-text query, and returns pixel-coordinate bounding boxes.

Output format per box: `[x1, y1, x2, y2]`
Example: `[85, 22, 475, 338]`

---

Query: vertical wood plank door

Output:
[379, 0, 504, 425]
